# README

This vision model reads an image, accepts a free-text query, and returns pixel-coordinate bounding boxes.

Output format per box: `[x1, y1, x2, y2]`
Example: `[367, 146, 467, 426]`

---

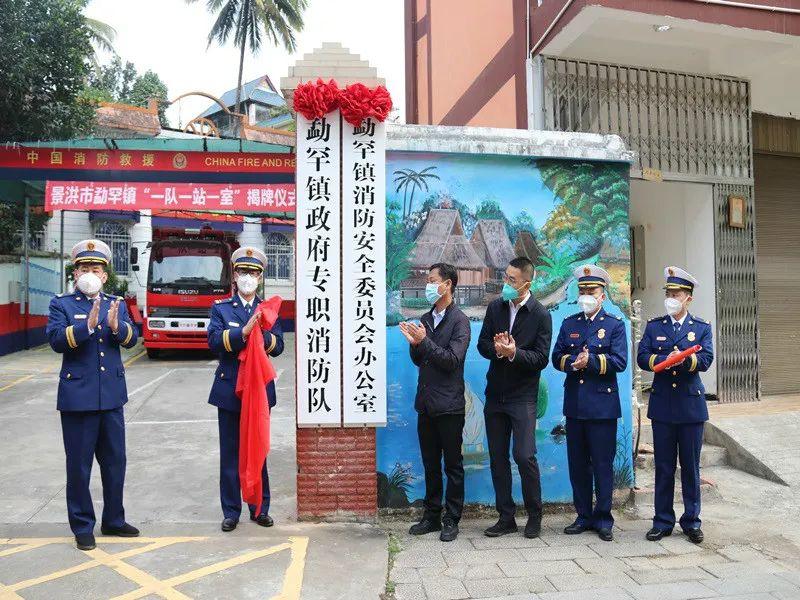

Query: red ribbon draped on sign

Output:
[235, 296, 282, 516]
[653, 345, 702, 373]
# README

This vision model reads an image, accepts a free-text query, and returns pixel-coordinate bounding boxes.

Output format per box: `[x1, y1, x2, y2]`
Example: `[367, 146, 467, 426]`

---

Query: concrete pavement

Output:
[0, 338, 388, 599]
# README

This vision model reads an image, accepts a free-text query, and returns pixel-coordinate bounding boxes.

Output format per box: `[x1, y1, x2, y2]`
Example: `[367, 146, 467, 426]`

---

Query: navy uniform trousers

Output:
[552, 309, 627, 531]
[637, 313, 713, 533]
[207, 296, 283, 521]
[47, 292, 139, 535]
[217, 408, 271, 520]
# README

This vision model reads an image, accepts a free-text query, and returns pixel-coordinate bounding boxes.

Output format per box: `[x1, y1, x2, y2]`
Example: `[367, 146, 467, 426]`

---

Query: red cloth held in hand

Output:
[653, 345, 702, 373]
[235, 296, 282, 516]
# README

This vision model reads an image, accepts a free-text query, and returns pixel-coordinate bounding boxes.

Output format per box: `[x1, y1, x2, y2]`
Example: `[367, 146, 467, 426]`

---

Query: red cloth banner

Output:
[0, 147, 295, 173]
[653, 345, 702, 373]
[45, 181, 296, 213]
[235, 296, 281, 517]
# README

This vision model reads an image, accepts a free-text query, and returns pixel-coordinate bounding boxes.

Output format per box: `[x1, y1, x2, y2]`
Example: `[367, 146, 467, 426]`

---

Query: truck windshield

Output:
[148, 241, 230, 291]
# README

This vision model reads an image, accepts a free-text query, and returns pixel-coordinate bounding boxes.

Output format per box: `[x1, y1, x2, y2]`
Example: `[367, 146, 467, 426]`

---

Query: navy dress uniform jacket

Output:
[207, 296, 284, 410]
[551, 308, 627, 420]
[47, 292, 139, 412]
[636, 313, 713, 423]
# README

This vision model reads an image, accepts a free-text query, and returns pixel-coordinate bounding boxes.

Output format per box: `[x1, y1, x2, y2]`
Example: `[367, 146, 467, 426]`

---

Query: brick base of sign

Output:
[296, 427, 377, 521]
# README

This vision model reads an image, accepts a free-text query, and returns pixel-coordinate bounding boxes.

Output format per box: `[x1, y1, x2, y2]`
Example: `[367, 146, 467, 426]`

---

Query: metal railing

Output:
[539, 56, 751, 180]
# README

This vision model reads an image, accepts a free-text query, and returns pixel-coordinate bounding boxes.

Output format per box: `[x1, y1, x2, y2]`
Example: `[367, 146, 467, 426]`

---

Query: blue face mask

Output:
[501, 282, 521, 302]
[425, 282, 443, 304]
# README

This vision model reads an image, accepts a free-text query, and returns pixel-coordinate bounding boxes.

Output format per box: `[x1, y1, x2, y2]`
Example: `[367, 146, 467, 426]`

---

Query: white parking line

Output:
[128, 370, 175, 398]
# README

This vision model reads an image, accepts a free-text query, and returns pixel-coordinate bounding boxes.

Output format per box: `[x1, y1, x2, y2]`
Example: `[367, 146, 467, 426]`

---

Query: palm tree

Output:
[186, 0, 307, 118]
[83, 16, 117, 66]
[393, 167, 440, 220]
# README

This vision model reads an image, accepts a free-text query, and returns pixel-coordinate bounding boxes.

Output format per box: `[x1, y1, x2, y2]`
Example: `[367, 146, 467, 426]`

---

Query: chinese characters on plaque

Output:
[296, 113, 343, 427]
[295, 112, 387, 428]
[342, 118, 387, 426]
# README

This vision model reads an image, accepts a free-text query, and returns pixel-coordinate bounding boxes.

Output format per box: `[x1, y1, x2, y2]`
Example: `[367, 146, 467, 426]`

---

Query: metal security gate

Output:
[533, 55, 758, 402]
[713, 183, 759, 402]
[536, 56, 751, 179]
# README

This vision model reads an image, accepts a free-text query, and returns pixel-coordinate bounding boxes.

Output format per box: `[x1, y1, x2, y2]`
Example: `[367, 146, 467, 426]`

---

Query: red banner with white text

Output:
[45, 181, 296, 213]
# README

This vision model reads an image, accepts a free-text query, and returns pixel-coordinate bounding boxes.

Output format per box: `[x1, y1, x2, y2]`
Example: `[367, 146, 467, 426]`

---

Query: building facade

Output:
[404, 0, 800, 401]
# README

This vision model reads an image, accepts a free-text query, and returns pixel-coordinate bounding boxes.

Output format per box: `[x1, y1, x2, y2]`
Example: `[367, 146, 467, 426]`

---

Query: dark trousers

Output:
[218, 408, 270, 521]
[417, 412, 465, 523]
[652, 420, 704, 532]
[484, 401, 542, 522]
[60, 407, 127, 536]
[566, 417, 617, 530]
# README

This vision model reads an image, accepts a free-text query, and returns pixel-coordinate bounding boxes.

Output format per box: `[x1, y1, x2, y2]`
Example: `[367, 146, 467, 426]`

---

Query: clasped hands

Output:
[494, 331, 516, 360]
[399, 321, 426, 346]
[88, 297, 122, 334]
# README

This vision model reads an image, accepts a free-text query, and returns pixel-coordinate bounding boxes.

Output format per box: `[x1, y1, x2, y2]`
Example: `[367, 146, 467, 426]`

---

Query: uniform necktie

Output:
[674, 321, 681, 334]
[245, 304, 252, 316]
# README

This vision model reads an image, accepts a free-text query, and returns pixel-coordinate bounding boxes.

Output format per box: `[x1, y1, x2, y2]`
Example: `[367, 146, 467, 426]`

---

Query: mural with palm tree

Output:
[393, 167, 440, 220]
[536, 247, 578, 282]
[186, 0, 307, 117]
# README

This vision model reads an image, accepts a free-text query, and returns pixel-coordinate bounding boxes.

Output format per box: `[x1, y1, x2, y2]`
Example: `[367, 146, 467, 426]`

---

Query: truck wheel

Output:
[146, 348, 161, 359]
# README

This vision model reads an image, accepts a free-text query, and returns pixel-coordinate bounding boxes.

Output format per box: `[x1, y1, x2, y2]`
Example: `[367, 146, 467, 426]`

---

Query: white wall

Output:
[630, 179, 718, 394]
[43, 210, 92, 256]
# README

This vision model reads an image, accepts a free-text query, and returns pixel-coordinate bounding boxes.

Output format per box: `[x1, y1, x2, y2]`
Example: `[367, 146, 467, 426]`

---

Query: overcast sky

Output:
[85, 0, 406, 127]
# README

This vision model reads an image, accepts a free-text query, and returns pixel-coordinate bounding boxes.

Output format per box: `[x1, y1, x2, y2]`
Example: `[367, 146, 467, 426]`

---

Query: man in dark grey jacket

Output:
[477, 257, 552, 539]
[400, 263, 471, 542]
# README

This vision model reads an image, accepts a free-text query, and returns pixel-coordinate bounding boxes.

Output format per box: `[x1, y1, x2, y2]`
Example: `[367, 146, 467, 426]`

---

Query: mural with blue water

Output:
[377, 151, 632, 509]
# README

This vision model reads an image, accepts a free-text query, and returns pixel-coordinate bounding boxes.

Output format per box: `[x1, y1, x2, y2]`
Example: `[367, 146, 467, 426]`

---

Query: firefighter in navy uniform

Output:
[207, 246, 284, 532]
[552, 265, 627, 542]
[46, 240, 140, 551]
[637, 267, 713, 544]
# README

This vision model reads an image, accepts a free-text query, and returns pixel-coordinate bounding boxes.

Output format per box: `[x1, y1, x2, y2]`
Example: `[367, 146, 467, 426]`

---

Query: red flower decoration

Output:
[292, 78, 340, 121]
[339, 83, 393, 127]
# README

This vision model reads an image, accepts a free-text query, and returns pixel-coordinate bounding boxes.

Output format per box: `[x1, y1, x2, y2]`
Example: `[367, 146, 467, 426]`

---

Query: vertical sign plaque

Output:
[296, 113, 342, 427]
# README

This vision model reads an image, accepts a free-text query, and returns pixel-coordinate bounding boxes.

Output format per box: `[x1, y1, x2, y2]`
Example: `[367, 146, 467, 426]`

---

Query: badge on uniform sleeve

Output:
[688, 331, 696, 342]
[597, 329, 605, 339]
[74, 314, 87, 319]
[228, 321, 240, 327]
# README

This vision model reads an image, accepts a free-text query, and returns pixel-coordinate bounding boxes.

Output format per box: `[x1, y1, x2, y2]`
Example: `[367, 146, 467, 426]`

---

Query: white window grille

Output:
[93, 221, 131, 275]
[264, 232, 293, 281]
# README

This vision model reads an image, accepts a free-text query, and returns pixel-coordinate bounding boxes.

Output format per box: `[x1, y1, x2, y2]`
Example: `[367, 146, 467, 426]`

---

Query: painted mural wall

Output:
[377, 150, 633, 507]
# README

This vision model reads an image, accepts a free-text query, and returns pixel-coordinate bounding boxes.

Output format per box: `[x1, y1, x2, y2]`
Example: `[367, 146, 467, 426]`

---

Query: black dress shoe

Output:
[251, 514, 274, 528]
[564, 521, 590, 535]
[524, 518, 541, 539]
[100, 523, 140, 537]
[440, 517, 459, 542]
[646, 527, 672, 541]
[597, 528, 614, 542]
[221, 518, 238, 532]
[75, 534, 96, 551]
[484, 520, 518, 537]
[685, 528, 704, 544]
[409, 518, 441, 536]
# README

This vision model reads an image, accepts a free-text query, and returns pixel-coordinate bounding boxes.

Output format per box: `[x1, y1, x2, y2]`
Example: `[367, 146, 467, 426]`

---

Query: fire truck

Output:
[130, 226, 239, 358]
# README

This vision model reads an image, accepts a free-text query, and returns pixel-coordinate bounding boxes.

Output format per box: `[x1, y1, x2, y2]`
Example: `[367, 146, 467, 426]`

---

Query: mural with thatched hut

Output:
[378, 150, 634, 508]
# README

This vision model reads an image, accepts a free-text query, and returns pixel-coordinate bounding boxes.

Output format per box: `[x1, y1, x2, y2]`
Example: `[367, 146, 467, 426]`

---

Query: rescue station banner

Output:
[294, 79, 391, 428]
[45, 181, 296, 212]
[0, 147, 295, 173]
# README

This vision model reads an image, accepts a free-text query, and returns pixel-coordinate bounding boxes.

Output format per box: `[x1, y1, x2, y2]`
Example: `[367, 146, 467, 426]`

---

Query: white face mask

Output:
[76, 272, 102, 296]
[237, 274, 259, 295]
[577, 294, 600, 316]
[664, 297, 684, 316]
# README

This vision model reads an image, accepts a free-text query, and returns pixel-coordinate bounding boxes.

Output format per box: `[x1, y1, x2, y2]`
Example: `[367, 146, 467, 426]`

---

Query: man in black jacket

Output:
[477, 257, 552, 538]
[400, 263, 471, 542]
